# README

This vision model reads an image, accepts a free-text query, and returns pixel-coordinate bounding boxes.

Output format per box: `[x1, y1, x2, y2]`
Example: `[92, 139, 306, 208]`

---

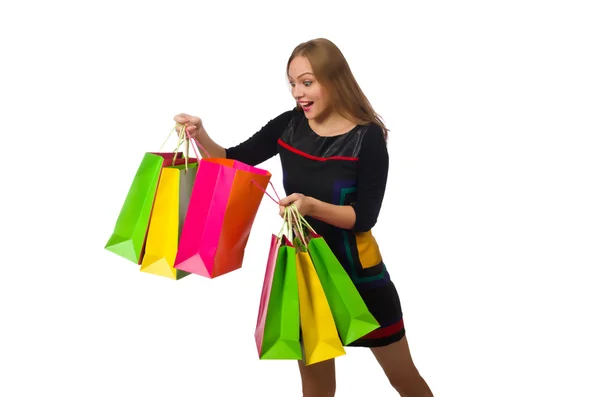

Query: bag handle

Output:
[159, 124, 212, 170]
[250, 180, 283, 207]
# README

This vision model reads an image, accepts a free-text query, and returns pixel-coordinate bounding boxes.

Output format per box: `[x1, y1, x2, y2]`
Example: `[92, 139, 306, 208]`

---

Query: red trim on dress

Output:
[278, 139, 359, 162]
[362, 319, 405, 339]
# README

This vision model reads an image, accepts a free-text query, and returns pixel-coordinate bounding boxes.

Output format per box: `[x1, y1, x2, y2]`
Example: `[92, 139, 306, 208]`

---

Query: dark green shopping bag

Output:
[290, 206, 380, 345]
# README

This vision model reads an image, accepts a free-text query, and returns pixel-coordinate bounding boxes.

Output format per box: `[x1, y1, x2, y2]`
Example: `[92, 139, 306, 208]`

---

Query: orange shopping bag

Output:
[174, 137, 272, 278]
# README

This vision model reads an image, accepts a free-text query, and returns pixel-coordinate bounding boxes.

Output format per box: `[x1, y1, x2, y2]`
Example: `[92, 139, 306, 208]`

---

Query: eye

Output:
[303, 80, 312, 87]
[289, 82, 295, 87]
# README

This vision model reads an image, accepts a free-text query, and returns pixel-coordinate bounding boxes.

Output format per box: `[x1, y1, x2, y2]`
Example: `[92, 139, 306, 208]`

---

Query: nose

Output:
[292, 84, 305, 100]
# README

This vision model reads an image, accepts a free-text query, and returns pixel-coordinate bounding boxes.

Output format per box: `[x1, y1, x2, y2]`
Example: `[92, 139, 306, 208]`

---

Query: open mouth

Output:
[300, 101, 314, 111]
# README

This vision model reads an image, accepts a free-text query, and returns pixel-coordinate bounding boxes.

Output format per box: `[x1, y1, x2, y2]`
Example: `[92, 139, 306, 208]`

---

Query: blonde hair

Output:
[287, 38, 389, 140]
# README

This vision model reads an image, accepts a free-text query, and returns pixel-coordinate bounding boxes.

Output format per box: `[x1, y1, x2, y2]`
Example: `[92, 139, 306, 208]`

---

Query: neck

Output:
[309, 110, 358, 137]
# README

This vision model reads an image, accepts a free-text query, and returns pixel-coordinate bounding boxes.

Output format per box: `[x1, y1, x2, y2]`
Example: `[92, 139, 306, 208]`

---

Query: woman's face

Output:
[288, 56, 331, 121]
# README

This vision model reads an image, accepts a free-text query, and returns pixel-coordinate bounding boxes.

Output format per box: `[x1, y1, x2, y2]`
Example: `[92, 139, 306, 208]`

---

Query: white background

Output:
[1, 1, 599, 396]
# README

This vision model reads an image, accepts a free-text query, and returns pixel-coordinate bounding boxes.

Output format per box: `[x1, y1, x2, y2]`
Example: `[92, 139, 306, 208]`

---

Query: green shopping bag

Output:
[105, 151, 192, 264]
[257, 235, 302, 360]
[255, 210, 302, 360]
[289, 206, 380, 345]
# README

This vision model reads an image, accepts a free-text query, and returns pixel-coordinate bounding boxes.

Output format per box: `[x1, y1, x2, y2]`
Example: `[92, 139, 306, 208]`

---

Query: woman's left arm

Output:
[279, 194, 356, 229]
[279, 125, 389, 231]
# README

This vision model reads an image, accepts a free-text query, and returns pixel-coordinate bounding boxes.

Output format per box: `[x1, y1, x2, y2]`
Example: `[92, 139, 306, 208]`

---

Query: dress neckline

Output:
[303, 117, 360, 138]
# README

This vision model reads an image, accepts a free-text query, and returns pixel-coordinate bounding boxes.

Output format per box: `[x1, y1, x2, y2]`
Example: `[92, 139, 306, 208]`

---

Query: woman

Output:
[175, 38, 433, 397]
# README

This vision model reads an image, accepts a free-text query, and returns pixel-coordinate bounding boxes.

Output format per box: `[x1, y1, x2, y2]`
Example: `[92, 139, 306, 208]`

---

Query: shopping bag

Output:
[174, 158, 271, 278]
[306, 235, 380, 344]
[287, 208, 347, 366]
[105, 151, 191, 264]
[296, 247, 346, 365]
[291, 209, 380, 345]
[140, 162, 198, 280]
[255, 234, 281, 355]
[255, 234, 302, 360]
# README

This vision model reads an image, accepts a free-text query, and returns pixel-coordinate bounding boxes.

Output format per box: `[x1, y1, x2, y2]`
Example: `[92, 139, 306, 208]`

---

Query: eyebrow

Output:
[288, 72, 314, 80]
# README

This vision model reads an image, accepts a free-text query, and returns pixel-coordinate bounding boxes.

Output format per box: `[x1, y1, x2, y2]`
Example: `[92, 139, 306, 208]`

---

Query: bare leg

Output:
[370, 336, 433, 397]
[297, 358, 336, 397]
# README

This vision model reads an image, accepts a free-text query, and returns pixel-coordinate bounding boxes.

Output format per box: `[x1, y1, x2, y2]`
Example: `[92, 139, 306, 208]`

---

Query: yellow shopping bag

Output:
[140, 162, 197, 280]
[296, 250, 346, 365]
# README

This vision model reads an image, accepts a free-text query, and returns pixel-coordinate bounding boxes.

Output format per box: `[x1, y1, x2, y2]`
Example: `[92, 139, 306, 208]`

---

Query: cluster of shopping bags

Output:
[104, 126, 271, 280]
[254, 205, 381, 366]
[105, 125, 382, 366]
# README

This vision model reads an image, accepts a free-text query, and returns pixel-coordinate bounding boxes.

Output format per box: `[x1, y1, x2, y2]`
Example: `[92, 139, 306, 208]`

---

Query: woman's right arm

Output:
[173, 113, 226, 159]
[174, 109, 297, 166]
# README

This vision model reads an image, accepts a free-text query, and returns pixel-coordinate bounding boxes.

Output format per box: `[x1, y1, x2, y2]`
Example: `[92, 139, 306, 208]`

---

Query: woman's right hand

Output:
[173, 113, 203, 140]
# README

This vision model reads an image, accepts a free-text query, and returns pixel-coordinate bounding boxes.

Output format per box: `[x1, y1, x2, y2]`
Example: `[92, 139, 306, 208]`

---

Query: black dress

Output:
[226, 108, 405, 347]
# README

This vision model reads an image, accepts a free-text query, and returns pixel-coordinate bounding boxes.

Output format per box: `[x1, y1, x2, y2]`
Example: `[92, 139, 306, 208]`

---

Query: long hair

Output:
[287, 38, 389, 140]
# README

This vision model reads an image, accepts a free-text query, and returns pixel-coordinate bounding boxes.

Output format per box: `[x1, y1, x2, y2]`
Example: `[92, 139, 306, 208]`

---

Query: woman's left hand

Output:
[279, 193, 315, 217]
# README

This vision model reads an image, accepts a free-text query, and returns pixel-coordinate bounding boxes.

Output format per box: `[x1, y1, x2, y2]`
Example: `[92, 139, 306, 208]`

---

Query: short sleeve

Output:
[225, 109, 297, 166]
[352, 125, 389, 232]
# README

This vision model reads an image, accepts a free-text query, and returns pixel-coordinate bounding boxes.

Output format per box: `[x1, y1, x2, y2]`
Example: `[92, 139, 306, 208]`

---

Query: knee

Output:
[298, 358, 336, 397]
[302, 384, 335, 397]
